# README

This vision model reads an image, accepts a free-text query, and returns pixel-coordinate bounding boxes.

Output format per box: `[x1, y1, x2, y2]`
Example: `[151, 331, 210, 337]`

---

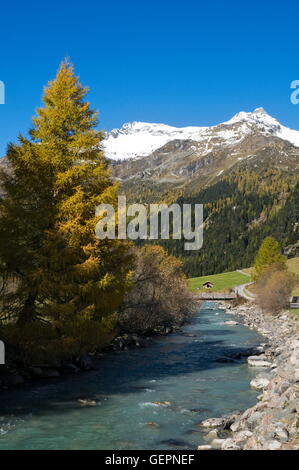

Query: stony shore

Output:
[198, 302, 299, 450]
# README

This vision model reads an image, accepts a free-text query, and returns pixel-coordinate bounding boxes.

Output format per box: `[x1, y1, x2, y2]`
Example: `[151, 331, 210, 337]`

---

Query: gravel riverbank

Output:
[198, 302, 299, 450]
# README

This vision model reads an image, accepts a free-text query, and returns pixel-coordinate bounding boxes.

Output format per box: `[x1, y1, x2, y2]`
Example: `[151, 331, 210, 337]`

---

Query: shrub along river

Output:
[0, 302, 264, 450]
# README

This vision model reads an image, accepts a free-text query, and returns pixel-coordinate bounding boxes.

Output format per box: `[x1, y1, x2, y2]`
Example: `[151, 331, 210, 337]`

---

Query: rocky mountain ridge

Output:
[111, 109, 299, 196]
[105, 108, 299, 162]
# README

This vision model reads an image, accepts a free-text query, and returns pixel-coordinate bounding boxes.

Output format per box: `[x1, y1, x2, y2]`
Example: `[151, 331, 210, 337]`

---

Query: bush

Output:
[118, 245, 195, 334]
[255, 264, 296, 315]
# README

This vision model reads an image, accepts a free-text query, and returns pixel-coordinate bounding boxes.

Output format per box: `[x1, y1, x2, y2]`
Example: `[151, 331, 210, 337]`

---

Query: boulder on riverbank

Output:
[198, 302, 299, 450]
[111, 334, 147, 351]
[250, 373, 271, 390]
[199, 412, 241, 430]
[247, 355, 273, 367]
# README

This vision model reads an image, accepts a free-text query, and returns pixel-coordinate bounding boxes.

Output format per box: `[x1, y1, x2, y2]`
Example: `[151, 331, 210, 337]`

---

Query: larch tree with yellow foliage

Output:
[0, 61, 133, 362]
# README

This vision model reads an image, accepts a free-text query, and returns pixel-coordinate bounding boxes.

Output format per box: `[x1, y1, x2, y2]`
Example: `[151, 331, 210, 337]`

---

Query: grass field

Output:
[286, 257, 299, 295]
[188, 270, 251, 292]
[286, 257, 299, 274]
[188, 257, 299, 296]
[289, 309, 299, 316]
[241, 267, 254, 276]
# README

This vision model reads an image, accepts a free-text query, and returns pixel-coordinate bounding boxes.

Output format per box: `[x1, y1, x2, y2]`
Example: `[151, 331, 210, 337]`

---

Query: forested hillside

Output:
[139, 167, 299, 277]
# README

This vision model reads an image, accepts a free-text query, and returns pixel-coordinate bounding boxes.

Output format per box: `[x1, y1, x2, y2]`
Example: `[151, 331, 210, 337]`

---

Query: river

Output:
[0, 302, 263, 450]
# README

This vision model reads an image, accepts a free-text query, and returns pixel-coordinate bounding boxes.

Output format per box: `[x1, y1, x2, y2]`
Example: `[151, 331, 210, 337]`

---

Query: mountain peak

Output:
[253, 107, 267, 114]
[104, 109, 299, 160]
[225, 107, 279, 127]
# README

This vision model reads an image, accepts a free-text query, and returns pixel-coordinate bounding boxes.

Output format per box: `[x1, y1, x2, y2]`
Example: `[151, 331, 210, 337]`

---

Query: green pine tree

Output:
[253, 236, 286, 279]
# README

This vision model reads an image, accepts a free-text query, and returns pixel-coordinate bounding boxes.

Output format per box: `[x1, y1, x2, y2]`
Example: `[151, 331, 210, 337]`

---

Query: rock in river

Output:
[78, 399, 97, 406]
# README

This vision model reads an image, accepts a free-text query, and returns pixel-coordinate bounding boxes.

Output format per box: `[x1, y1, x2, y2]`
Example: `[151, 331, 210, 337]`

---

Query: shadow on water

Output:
[0, 303, 262, 418]
[0, 302, 265, 449]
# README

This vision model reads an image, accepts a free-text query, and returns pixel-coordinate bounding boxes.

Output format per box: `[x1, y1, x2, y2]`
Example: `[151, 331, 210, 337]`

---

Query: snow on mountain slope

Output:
[224, 107, 299, 147]
[104, 108, 299, 160]
[104, 122, 207, 160]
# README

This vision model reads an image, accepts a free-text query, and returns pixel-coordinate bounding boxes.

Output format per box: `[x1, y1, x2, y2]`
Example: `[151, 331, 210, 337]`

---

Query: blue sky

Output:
[0, 0, 298, 156]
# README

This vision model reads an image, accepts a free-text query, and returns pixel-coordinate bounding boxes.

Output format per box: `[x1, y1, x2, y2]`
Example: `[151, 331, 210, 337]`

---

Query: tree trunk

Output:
[18, 293, 36, 324]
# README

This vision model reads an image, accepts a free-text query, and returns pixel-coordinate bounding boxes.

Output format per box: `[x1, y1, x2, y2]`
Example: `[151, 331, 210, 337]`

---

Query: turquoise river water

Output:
[0, 302, 264, 450]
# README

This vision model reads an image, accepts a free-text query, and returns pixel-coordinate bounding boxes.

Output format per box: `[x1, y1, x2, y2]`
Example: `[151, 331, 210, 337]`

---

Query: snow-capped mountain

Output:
[224, 107, 299, 146]
[104, 108, 299, 161]
[111, 107, 299, 193]
[104, 122, 207, 160]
